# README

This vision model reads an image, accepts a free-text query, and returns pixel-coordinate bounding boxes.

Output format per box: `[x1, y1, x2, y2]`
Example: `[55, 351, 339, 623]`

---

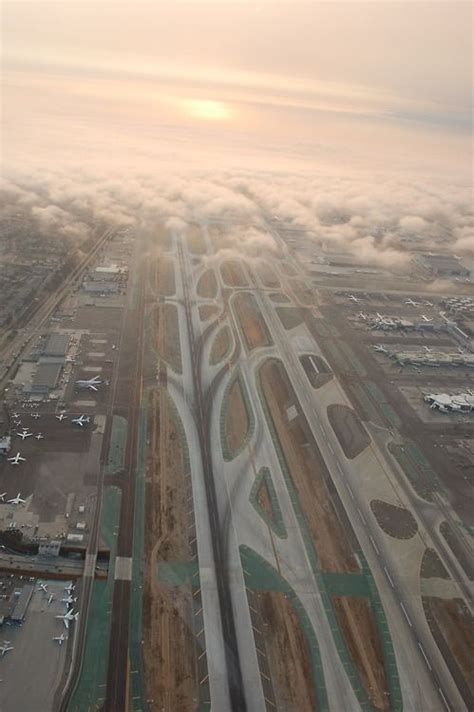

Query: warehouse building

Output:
[42, 333, 70, 358]
[25, 362, 62, 394]
[82, 280, 119, 294]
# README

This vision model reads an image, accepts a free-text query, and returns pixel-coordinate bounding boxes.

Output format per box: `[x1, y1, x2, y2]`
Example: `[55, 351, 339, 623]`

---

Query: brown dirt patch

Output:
[370, 500, 418, 539]
[260, 359, 358, 573]
[269, 292, 290, 303]
[220, 260, 248, 287]
[423, 597, 474, 707]
[279, 262, 297, 276]
[186, 223, 207, 253]
[210, 325, 231, 365]
[333, 596, 389, 712]
[156, 303, 182, 373]
[154, 255, 175, 296]
[225, 378, 249, 455]
[198, 304, 219, 321]
[440, 522, 474, 581]
[259, 590, 318, 711]
[327, 404, 370, 459]
[143, 388, 199, 711]
[233, 292, 272, 351]
[258, 263, 280, 288]
[276, 307, 304, 329]
[420, 548, 450, 579]
[196, 268, 217, 298]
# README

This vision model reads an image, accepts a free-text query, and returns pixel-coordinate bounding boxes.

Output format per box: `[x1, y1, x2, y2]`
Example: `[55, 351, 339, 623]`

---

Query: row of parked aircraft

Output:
[347, 294, 434, 308]
[1, 583, 78, 658]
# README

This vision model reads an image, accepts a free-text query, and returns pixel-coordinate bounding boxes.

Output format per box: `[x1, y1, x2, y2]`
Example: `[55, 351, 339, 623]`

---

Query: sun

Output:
[185, 99, 232, 121]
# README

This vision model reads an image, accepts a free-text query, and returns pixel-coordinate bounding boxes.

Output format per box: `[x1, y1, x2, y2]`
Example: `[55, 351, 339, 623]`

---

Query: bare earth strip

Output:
[142, 388, 199, 711]
[225, 378, 249, 455]
[196, 268, 217, 298]
[210, 325, 231, 364]
[260, 590, 318, 711]
[423, 597, 474, 708]
[234, 292, 272, 351]
[332, 596, 389, 712]
[221, 259, 248, 287]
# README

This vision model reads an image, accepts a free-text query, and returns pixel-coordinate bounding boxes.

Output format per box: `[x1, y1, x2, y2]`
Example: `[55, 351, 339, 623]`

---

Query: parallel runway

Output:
[104, 256, 147, 712]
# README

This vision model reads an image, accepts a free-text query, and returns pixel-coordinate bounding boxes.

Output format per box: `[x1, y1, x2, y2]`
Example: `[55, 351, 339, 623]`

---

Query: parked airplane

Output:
[358, 312, 368, 320]
[7, 452, 26, 465]
[62, 596, 77, 607]
[17, 430, 33, 440]
[424, 301, 434, 307]
[52, 633, 67, 645]
[8, 493, 26, 505]
[373, 344, 389, 353]
[64, 583, 75, 595]
[38, 583, 48, 593]
[31, 413, 41, 420]
[421, 315, 433, 322]
[35, 433, 44, 440]
[0, 493, 6, 502]
[71, 415, 90, 427]
[47, 594, 54, 606]
[75, 375, 102, 392]
[0, 642, 13, 657]
[56, 413, 67, 422]
[12, 413, 20, 419]
[405, 298, 421, 306]
[56, 609, 79, 629]
[348, 294, 360, 303]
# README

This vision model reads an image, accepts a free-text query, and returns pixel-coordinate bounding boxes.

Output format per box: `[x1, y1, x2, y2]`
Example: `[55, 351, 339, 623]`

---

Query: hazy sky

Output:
[2, 1, 472, 177]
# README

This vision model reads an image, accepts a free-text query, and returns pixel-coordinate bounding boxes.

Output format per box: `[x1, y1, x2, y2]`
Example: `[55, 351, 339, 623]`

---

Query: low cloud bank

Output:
[1, 168, 472, 262]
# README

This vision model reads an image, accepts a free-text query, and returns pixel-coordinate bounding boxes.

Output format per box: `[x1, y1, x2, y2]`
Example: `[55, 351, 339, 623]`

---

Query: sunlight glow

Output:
[185, 99, 232, 121]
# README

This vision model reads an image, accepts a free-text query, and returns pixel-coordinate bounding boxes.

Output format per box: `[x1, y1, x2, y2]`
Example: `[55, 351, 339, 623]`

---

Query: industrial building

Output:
[42, 333, 70, 358]
[82, 280, 119, 294]
[25, 362, 62, 394]
[424, 392, 474, 413]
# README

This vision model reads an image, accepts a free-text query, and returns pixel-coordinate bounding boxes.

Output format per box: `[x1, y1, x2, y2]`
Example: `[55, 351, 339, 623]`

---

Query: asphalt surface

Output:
[179, 241, 247, 712]
[103, 253, 147, 712]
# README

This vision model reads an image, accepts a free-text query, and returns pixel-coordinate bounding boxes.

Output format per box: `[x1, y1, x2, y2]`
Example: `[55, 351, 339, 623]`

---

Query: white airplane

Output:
[52, 633, 67, 645]
[35, 433, 44, 440]
[71, 415, 90, 427]
[12, 413, 20, 419]
[8, 493, 26, 505]
[31, 413, 41, 420]
[47, 594, 54, 606]
[358, 312, 368, 320]
[64, 583, 75, 595]
[75, 375, 102, 392]
[56, 609, 79, 629]
[56, 413, 67, 422]
[421, 315, 433, 322]
[62, 596, 77, 607]
[405, 298, 421, 306]
[373, 344, 389, 353]
[38, 583, 48, 593]
[348, 294, 360, 303]
[0, 493, 6, 502]
[17, 430, 33, 440]
[424, 300, 434, 307]
[7, 452, 26, 465]
[0, 642, 13, 657]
